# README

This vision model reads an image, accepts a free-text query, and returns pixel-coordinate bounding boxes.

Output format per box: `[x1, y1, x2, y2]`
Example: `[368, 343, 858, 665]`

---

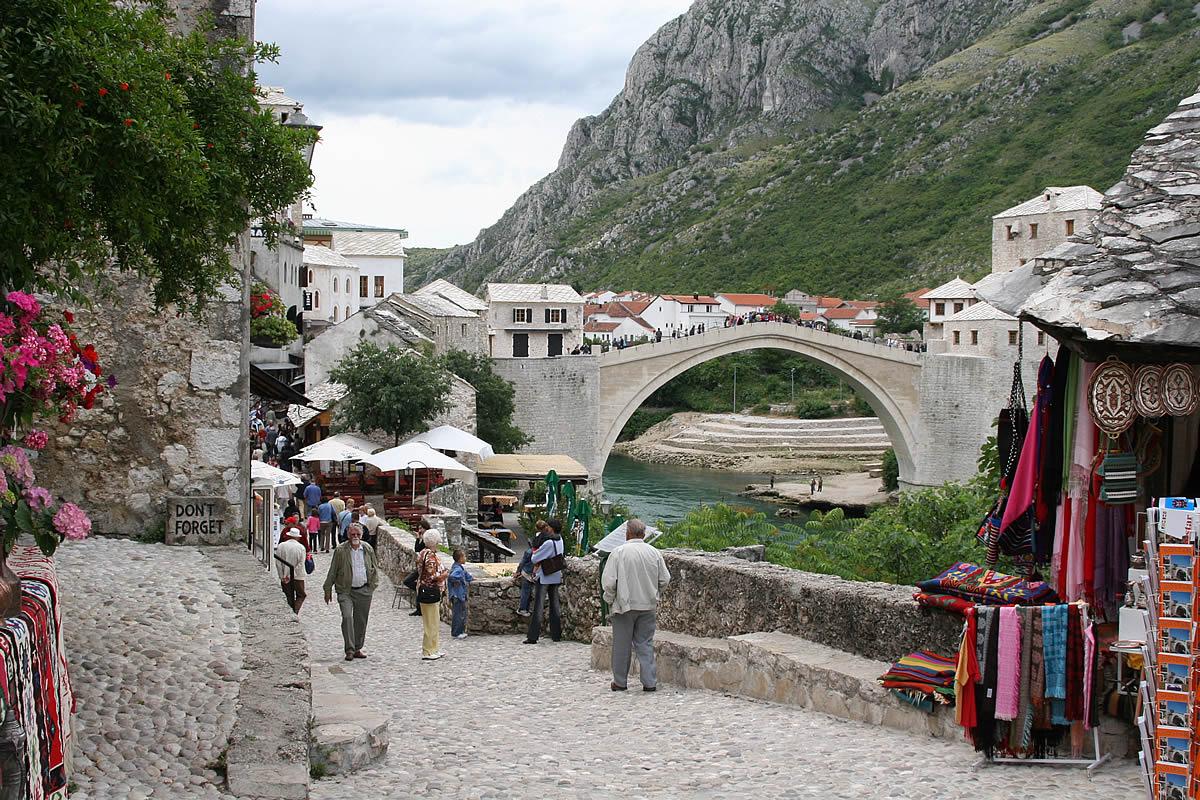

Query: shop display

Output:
[1089, 358, 1137, 436]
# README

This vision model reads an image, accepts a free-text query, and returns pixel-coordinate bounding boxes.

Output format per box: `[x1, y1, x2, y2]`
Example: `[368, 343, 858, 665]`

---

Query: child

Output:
[513, 543, 535, 617]
[447, 549, 473, 640]
[306, 508, 321, 552]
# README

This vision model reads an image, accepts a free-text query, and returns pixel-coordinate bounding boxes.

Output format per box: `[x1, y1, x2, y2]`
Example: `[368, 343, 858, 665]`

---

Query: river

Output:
[601, 453, 807, 525]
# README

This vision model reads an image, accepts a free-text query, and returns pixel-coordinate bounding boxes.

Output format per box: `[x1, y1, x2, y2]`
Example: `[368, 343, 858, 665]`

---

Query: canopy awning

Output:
[298, 432, 388, 457]
[360, 442, 474, 477]
[291, 440, 372, 463]
[406, 425, 495, 459]
[593, 521, 664, 553]
[475, 454, 589, 482]
[250, 364, 312, 407]
[250, 460, 301, 488]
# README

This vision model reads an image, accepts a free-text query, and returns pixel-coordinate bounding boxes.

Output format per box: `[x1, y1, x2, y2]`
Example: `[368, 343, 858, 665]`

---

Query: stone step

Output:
[695, 420, 886, 433]
[703, 414, 883, 430]
[590, 627, 957, 741]
[309, 668, 390, 777]
[667, 439, 889, 453]
[676, 431, 891, 445]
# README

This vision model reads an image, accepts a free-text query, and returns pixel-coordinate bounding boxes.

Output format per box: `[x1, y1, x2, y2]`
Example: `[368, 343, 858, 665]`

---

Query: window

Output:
[686, 304, 694, 312]
[1006, 225, 1016, 240]
[513, 308, 532, 323]
[1065, 219, 1075, 235]
[333, 307, 339, 322]
[1037, 331, 1045, 346]
[1019, 259, 1027, 266]
[462, 324, 467, 337]
[360, 276, 368, 297]
[953, 302, 964, 314]
[1008, 330, 1018, 346]
[970, 330, 979, 346]
[374, 276, 385, 298]
[545, 308, 566, 323]
[934, 302, 945, 316]
[345, 306, 350, 320]
[333, 277, 339, 293]
[313, 290, 320, 310]
[512, 333, 529, 358]
[953, 330, 961, 345]
[1029, 223, 1038, 239]
[307, 268, 314, 284]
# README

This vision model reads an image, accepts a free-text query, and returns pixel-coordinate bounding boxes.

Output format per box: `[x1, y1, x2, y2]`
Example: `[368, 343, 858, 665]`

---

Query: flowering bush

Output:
[0, 292, 106, 555]
[249, 282, 297, 346]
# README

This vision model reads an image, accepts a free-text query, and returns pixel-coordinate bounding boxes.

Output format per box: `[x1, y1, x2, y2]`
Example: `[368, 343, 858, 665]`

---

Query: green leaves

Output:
[330, 342, 452, 446]
[440, 349, 530, 453]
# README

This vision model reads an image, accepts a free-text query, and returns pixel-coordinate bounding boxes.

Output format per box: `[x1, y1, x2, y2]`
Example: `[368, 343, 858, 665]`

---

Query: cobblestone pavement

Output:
[58, 539, 242, 799]
[303, 558, 1141, 799]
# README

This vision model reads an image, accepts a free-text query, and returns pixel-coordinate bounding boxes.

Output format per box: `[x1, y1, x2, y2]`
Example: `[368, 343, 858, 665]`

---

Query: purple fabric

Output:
[1092, 505, 1128, 621]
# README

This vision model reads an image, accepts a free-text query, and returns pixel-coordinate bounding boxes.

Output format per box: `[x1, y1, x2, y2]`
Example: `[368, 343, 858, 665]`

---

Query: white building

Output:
[991, 186, 1102, 274]
[584, 315, 653, 344]
[641, 294, 725, 334]
[717, 293, 779, 316]
[302, 244, 358, 327]
[485, 283, 584, 358]
[919, 277, 977, 339]
[933, 301, 1051, 359]
[302, 217, 409, 310]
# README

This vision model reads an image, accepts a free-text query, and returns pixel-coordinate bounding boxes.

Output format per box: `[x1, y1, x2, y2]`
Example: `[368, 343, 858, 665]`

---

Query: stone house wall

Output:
[491, 356, 600, 477]
[990, 207, 1099, 274]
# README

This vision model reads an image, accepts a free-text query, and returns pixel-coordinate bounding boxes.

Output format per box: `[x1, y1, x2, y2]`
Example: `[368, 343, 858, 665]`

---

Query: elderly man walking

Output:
[602, 519, 671, 692]
[323, 524, 379, 662]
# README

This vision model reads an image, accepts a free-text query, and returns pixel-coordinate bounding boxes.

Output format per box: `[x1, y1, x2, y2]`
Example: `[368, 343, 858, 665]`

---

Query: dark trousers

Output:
[280, 580, 306, 613]
[519, 578, 534, 612]
[527, 583, 561, 642]
[451, 598, 468, 637]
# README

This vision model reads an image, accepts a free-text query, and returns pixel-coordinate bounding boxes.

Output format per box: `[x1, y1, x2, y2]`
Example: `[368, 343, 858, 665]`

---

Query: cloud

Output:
[254, 0, 695, 248]
[256, 0, 694, 116]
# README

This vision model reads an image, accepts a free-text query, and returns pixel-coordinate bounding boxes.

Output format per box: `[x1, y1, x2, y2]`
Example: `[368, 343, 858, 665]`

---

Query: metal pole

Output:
[790, 368, 795, 404]
[733, 366, 737, 413]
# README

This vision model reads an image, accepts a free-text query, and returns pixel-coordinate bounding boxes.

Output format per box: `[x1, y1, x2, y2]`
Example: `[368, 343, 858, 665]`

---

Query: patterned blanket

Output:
[913, 591, 976, 616]
[878, 650, 957, 706]
[916, 562, 1058, 607]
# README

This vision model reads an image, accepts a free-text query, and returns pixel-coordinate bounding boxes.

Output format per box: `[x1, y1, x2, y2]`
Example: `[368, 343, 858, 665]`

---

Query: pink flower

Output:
[5, 292, 40, 317]
[52, 503, 90, 541]
[0, 315, 13, 337]
[22, 430, 47, 451]
[22, 487, 51, 511]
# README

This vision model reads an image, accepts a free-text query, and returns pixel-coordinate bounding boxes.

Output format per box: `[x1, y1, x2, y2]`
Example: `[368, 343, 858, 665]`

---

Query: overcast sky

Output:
[255, 0, 694, 249]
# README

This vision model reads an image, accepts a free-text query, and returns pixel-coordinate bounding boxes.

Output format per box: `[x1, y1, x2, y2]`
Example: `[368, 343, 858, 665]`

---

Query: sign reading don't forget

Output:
[166, 496, 231, 545]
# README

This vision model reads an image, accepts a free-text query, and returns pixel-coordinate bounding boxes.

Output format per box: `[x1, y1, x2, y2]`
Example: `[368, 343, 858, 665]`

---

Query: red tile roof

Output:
[659, 294, 719, 305]
[845, 300, 879, 309]
[798, 312, 823, 321]
[904, 289, 932, 310]
[815, 296, 846, 308]
[584, 321, 620, 333]
[719, 293, 778, 306]
[822, 308, 862, 320]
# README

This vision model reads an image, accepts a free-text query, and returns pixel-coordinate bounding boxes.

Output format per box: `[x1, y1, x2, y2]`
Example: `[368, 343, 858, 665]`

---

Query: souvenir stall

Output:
[249, 460, 302, 567]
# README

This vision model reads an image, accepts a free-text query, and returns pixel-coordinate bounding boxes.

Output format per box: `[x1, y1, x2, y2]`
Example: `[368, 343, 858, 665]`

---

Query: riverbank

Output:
[741, 471, 893, 515]
[614, 411, 887, 474]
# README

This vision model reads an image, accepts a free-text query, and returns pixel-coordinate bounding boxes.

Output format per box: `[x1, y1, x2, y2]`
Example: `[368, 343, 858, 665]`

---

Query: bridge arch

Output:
[595, 323, 925, 487]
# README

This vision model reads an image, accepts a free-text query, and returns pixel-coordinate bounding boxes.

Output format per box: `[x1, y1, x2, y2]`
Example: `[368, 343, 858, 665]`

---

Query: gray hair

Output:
[346, 523, 364, 538]
[422, 529, 440, 548]
[625, 519, 647, 538]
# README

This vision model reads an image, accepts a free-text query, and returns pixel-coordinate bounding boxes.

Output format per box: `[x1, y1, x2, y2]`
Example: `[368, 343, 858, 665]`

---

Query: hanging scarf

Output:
[995, 607, 1022, 720]
[1032, 355, 1058, 561]
[974, 613, 1001, 753]
[1042, 605, 1068, 724]
[956, 609, 979, 731]
[975, 606, 996, 681]
[1065, 606, 1085, 721]
[1065, 362, 1096, 601]
[1039, 350, 1072, 542]
[1093, 505, 1129, 621]
[1029, 608, 1048, 730]
[998, 359, 1053, 570]
[1083, 614, 1097, 730]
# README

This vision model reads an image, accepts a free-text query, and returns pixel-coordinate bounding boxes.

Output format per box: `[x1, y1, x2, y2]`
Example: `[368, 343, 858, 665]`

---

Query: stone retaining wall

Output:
[374, 527, 960, 662]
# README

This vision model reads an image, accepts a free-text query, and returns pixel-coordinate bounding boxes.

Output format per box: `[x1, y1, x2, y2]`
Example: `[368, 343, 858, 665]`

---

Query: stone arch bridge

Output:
[493, 321, 1020, 490]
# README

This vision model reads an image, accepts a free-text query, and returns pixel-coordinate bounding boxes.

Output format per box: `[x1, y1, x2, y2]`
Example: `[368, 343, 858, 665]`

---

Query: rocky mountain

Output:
[415, 0, 1200, 296]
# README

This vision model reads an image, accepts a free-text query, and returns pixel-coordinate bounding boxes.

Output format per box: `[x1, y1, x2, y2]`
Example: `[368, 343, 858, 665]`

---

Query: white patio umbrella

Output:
[405, 425, 495, 459]
[359, 442, 474, 503]
[593, 521, 664, 553]
[291, 440, 372, 463]
[250, 460, 301, 488]
[297, 432, 386, 457]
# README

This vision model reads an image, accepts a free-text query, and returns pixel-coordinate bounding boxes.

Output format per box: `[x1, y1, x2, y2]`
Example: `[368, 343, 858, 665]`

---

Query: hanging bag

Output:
[415, 550, 442, 605]
[1096, 435, 1140, 505]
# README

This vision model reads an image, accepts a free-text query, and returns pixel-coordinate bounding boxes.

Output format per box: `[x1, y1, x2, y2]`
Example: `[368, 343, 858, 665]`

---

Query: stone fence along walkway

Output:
[299, 546, 1138, 799]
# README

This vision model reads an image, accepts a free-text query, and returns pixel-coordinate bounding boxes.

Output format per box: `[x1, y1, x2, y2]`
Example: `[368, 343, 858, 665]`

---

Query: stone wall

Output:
[491, 356, 600, 476]
[373, 526, 960, 661]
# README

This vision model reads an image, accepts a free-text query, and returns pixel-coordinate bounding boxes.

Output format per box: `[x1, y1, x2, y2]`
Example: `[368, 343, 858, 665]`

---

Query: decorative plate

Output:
[1088, 358, 1136, 436]
[1162, 363, 1199, 417]
[1133, 365, 1166, 417]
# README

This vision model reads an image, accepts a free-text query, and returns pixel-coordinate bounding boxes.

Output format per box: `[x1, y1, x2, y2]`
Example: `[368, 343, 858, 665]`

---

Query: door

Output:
[548, 333, 563, 357]
[512, 333, 529, 358]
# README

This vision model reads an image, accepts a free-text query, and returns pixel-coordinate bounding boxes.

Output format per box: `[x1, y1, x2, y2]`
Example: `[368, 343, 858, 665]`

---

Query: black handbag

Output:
[416, 585, 441, 604]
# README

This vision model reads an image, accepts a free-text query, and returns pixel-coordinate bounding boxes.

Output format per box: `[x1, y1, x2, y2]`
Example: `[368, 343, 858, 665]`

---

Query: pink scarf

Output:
[995, 606, 1023, 720]
[1065, 362, 1096, 601]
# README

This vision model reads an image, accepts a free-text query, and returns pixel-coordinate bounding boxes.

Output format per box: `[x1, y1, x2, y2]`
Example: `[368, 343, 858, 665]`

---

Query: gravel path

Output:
[58, 539, 243, 799]
[302, 556, 1141, 799]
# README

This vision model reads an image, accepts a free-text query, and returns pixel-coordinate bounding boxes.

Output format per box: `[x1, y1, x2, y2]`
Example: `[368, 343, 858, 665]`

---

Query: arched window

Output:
[333, 277, 339, 293]
[345, 306, 351, 320]
[333, 307, 339, 322]
[313, 290, 320, 309]
[307, 268, 314, 284]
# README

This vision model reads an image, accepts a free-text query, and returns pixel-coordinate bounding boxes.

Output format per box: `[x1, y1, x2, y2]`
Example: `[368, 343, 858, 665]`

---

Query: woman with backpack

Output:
[524, 519, 565, 644]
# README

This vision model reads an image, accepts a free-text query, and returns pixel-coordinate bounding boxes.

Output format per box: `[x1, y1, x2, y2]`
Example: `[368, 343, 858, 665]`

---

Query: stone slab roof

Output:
[332, 230, 408, 257]
[390, 292, 478, 319]
[977, 87, 1200, 360]
[365, 301, 434, 344]
[486, 283, 583, 303]
[288, 381, 347, 428]
[415, 279, 489, 312]
[944, 300, 1016, 323]
[992, 186, 1104, 219]
[920, 278, 977, 300]
[303, 244, 356, 269]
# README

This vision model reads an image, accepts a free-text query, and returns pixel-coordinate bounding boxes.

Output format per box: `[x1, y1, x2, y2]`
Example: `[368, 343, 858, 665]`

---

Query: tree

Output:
[0, 0, 314, 311]
[330, 343, 451, 446]
[874, 293, 926, 336]
[771, 301, 802, 318]
[440, 349, 531, 453]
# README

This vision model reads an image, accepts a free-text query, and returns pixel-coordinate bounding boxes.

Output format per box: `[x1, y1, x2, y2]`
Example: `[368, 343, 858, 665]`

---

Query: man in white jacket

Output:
[601, 519, 671, 692]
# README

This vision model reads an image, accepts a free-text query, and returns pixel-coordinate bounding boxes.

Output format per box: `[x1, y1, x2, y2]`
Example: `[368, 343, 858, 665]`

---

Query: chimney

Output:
[540, 285, 548, 300]
[693, 293, 699, 300]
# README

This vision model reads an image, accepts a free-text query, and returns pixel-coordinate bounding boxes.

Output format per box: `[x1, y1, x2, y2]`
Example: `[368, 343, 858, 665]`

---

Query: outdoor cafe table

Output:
[481, 494, 518, 506]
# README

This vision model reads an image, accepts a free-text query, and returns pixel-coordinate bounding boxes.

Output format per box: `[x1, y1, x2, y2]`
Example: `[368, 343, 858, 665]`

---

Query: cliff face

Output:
[418, 0, 1038, 290]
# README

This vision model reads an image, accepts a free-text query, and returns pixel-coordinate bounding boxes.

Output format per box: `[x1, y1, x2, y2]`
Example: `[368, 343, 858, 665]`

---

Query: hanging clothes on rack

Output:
[997, 355, 1055, 573]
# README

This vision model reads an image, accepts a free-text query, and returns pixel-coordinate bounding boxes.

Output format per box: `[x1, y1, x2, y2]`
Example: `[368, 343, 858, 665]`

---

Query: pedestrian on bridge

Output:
[602, 519, 671, 692]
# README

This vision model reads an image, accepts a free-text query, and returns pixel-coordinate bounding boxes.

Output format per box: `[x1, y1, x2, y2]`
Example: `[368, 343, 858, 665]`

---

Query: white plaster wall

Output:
[345, 253, 405, 309]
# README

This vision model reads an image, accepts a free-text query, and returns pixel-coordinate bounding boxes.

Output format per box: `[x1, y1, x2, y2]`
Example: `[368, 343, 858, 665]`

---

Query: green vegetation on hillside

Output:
[462, 0, 1200, 298]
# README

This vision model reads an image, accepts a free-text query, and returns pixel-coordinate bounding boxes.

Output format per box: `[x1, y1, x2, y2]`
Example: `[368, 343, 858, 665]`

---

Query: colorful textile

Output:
[1083, 617, 1096, 730]
[916, 562, 1058, 607]
[913, 591, 974, 616]
[955, 609, 979, 730]
[997, 356, 1054, 568]
[1065, 606, 1084, 721]
[995, 607, 1022, 720]
[879, 651, 956, 689]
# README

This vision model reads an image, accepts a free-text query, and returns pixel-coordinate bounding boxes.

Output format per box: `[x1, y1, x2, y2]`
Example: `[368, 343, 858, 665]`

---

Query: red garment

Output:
[1065, 606, 1085, 720]
[1082, 446, 1099, 605]
[960, 609, 979, 731]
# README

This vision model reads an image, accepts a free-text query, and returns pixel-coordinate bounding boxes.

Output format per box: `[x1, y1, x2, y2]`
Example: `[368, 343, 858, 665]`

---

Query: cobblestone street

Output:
[59, 540, 242, 799]
[303, 558, 1141, 800]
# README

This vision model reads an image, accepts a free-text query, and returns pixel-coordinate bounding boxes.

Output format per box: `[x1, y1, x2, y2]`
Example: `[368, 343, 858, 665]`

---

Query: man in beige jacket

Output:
[601, 519, 671, 692]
